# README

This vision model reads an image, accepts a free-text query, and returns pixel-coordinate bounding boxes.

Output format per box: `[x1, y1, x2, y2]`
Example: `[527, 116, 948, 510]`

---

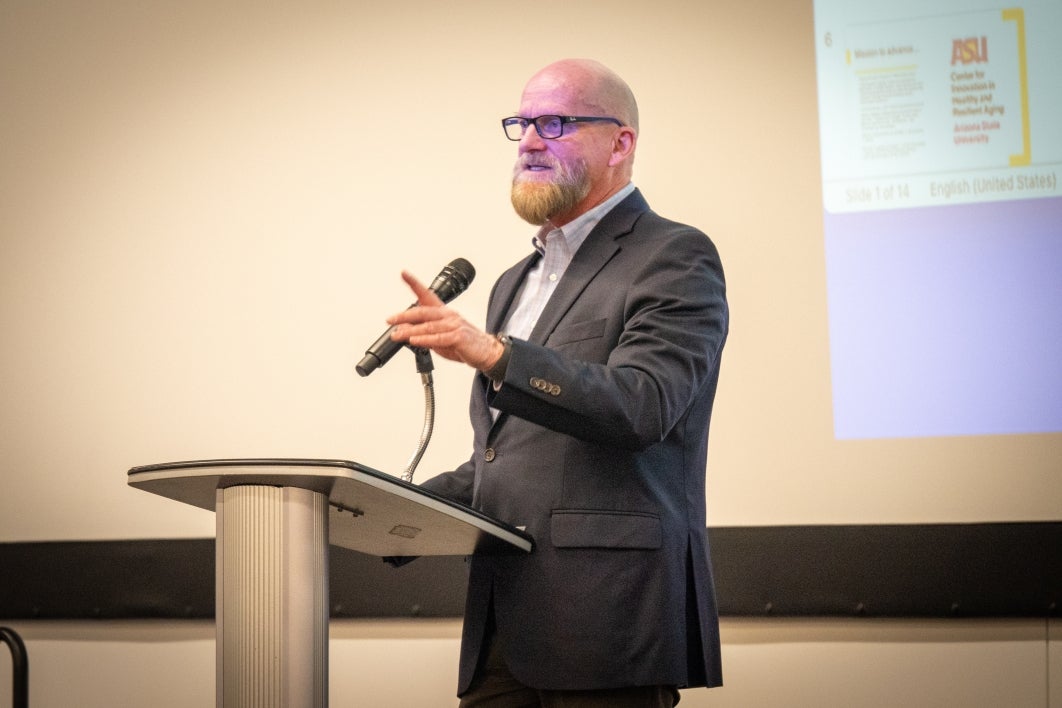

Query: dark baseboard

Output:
[1, 522, 1058, 620]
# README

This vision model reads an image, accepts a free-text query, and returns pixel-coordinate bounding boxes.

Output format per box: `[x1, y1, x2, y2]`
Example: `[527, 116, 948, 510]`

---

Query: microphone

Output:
[355, 258, 476, 377]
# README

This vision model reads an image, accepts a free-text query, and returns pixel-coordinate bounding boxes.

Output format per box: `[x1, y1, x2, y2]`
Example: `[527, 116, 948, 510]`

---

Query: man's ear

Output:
[608, 127, 637, 167]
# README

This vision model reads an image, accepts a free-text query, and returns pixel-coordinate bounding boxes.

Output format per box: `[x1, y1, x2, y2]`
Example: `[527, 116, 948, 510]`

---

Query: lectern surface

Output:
[128, 458, 533, 557]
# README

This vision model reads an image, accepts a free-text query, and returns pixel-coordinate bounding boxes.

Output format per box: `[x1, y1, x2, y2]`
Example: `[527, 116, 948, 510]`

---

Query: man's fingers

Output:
[387, 304, 444, 328]
[385, 270, 447, 327]
[401, 270, 445, 306]
[379, 268, 492, 368]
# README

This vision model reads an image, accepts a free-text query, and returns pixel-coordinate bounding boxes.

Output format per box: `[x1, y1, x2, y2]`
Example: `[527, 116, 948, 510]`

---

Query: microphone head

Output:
[431, 258, 476, 302]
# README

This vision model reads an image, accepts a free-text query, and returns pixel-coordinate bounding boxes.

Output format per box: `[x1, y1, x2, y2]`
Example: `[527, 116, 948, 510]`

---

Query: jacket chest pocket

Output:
[546, 318, 607, 347]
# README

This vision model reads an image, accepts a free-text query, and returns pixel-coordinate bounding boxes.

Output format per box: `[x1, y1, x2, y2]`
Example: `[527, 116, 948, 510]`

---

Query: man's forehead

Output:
[520, 79, 588, 113]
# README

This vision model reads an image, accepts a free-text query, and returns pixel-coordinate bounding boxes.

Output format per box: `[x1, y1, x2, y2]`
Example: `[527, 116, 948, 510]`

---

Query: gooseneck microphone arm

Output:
[401, 346, 436, 482]
[355, 258, 476, 377]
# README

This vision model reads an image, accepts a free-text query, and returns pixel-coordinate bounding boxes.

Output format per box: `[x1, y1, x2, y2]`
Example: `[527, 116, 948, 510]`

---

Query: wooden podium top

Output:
[128, 458, 533, 558]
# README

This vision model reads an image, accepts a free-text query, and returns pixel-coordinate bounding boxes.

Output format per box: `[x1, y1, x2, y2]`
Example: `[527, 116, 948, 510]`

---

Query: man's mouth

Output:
[518, 159, 555, 174]
[519, 154, 556, 168]
[514, 158, 558, 182]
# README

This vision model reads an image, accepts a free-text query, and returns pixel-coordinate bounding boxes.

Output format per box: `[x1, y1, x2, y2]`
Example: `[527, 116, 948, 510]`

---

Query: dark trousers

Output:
[458, 630, 680, 708]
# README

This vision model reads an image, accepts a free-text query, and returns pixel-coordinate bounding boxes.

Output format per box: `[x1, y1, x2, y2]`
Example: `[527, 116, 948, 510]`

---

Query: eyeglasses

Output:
[501, 115, 623, 141]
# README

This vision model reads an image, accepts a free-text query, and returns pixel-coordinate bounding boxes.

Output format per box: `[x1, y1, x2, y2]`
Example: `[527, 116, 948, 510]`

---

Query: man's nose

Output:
[518, 124, 546, 151]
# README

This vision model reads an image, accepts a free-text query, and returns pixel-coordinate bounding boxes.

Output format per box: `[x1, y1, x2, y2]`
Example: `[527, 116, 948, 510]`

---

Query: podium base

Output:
[217, 485, 328, 708]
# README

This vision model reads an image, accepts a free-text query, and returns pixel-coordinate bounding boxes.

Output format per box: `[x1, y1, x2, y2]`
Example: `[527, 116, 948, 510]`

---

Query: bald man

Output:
[388, 59, 728, 707]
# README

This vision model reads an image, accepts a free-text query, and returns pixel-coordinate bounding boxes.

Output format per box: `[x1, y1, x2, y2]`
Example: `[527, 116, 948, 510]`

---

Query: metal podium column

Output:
[216, 485, 329, 708]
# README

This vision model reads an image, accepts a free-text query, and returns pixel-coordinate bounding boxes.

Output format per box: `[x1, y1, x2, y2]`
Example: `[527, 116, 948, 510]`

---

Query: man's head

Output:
[508, 59, 639, 227]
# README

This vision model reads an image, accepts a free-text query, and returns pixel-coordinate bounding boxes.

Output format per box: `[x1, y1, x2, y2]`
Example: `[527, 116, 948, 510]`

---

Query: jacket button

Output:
[484, 447, 496, 462]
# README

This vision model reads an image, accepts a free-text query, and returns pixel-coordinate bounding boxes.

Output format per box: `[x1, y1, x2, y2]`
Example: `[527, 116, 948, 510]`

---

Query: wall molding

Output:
[1, 523, 1058, 620]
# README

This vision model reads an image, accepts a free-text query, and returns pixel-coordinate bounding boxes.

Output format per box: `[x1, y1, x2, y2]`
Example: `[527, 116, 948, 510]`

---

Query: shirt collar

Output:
[531, 182, 636, 255]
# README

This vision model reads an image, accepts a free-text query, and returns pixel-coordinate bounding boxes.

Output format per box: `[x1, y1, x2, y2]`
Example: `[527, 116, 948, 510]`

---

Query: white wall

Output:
[2, 1, 1059, 544]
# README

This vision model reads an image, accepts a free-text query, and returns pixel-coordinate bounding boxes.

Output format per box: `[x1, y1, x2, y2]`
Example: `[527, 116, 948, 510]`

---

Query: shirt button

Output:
[548, 273, 558, 282]
[484, 448, 496, 462]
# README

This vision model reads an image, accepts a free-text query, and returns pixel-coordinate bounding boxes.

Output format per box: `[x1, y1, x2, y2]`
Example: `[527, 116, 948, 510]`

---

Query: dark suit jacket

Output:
[420, 188, 728, 693]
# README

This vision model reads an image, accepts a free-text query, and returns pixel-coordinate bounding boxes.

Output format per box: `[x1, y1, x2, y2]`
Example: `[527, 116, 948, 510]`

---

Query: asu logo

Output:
[952, 36, 989, 64]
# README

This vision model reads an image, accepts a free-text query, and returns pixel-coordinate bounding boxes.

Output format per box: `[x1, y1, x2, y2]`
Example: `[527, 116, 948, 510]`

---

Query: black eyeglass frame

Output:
[501, 115, 624, 141]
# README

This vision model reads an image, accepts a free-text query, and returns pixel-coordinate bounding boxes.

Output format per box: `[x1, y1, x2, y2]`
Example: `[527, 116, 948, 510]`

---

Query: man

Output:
[386, 58, 728, 707]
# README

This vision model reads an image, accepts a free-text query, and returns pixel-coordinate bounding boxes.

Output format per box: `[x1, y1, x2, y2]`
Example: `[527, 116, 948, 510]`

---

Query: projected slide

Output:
[813, 1, 1062, 439]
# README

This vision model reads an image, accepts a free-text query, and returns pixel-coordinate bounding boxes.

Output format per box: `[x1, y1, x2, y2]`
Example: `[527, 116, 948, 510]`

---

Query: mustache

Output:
[515, 155, 560, 171]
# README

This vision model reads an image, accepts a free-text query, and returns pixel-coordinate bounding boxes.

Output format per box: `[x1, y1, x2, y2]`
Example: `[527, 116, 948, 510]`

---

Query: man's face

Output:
[510, 71, 613, 226]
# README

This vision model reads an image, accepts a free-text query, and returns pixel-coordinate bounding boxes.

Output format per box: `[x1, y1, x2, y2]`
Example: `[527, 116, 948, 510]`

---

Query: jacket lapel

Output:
[528, 189, 648, 344]
[487, 251, 540, 334]
[483, 252, 539, 435]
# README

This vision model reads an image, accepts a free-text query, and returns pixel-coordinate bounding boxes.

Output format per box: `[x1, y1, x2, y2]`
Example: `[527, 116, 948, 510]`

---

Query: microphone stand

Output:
[401, 346, 436, 483]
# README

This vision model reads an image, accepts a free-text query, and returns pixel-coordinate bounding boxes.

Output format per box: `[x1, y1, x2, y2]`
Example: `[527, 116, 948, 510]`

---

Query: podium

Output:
[128, 458, 532, 708]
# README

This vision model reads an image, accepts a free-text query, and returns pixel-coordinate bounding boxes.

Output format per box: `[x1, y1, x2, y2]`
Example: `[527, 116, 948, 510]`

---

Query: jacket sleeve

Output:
[488, 226, 727, 450]
[417, 455, 476, 506]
